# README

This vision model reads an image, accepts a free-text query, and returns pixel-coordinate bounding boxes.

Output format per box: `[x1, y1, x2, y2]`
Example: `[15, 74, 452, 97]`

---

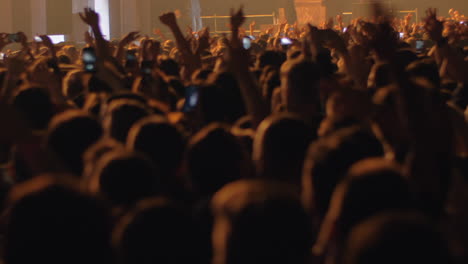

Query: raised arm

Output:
[425, 8, 468, 82]
[227, 7, 268, 128]
[79, 8, 111, 60]
[159, 12, 201, 80]
[115, 31, 140, 64]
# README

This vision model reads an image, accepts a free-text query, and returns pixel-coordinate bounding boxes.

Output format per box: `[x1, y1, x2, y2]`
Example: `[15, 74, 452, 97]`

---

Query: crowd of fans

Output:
[0, 3, 466, 264]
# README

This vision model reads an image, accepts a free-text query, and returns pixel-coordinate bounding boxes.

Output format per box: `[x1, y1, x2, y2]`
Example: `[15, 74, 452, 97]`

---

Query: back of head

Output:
[127, 115, 185, 181]
[197, 73, 246, 126]
[210, 72, 246, 124]
[280, 58, 321, 112]
[46, 110, 103, 176]
[313, 159, 411, 260]
[103, 99, 151, 143]
[12, 86, 54, 130]
[159, 58, 180, 77]
[83, 138, 124, 181]
[4, 176, 112, 264]
[253, 114, 315, 186]
[336, 159, 411, 237]
[395, 48, 419, 69]
[344, 213, 451, 264]
[113, 198, 196, 264]
[89, 150, 159, 206]
[62, 70, 85, 106]
[212, 180, 313, 264]
[187, 124, 247, 196]
[302, 126, 384, 220]
[258, 50, 286, 69]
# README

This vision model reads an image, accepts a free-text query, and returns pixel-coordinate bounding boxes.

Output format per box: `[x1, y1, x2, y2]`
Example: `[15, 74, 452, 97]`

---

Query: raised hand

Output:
[5, 50, 28, 77]
[17, 32, 28, 47]
[250, 21, 256, 29]
[159, 12, 178, 28]
[39, 35, 56, 57]
[120, 31, 140, 46]
[404, 13, 413, 25]
[230, 7, 246, 30]
[265, 26, 275, 35]
[79, 8, 100, 28]
[424, 8, 443, 42]
[197, 27, 210, 52]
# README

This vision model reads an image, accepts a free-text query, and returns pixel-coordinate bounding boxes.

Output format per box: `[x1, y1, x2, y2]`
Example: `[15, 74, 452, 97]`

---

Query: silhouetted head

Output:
[159, 58, 180, 77]
[280, 58, 321, 115]
[127, 115, 185, 180]
[344, 213, 451, 264]
[186, 124, 247, 196]
[395, 48, 418, 69]
[62, 69, 86, 107]
[3, 176, 112, 264]
[313, 158, 411, 261]
[257, 50, 286, 70]
[89, 150, 160, 206]
[302, 126, 384, 221]
[12, 86, 54, 130]
[102, 99, 151, 143]
[83, 138, 124, 181]
[197, 72, 246, 125]
[212, 180, 313, 264]
[253, 114, 315, 187]
[46, 110, 103, 176]
[113, 198, 197, 264]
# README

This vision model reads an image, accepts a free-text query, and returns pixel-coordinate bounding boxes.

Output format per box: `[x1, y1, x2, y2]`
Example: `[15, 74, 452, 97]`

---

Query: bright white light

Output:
[48, 35, 66, 44]
[94, 0, 110, 40]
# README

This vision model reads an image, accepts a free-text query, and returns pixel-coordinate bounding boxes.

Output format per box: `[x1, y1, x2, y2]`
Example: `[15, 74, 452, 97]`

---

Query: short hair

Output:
[302, 126, 384, 219]
[313, 159, 411, 260]
[127, 116, 185, 183]
[4, 176, 112, 264]
[12, 86, 54, 130]
[280, 58, 321, 109]
[62, 69, 85, 103]
[159, 58, 180, 77]
[212, 180, 313, 264]
[82, 138, 124, 182]
[186, 124, 247, 196]
[89, 150, 160, 206]
[344, 213, 451, 264]
[258, 50, 286, 69]
[198, 73, 246, 125]
[102, 99, 151, 143]
[46, 110, 103, 176]
[253, 114, 315, 186]
[113, 198, 197, 264]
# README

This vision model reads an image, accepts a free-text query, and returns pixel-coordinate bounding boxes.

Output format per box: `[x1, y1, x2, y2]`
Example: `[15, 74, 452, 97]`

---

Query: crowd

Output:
[0, 3, 466, 264]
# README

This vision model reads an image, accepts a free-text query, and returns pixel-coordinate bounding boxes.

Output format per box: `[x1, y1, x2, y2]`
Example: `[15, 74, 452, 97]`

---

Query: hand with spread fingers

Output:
[79, 8, 100, 28]
[424, 8, 444, 42]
